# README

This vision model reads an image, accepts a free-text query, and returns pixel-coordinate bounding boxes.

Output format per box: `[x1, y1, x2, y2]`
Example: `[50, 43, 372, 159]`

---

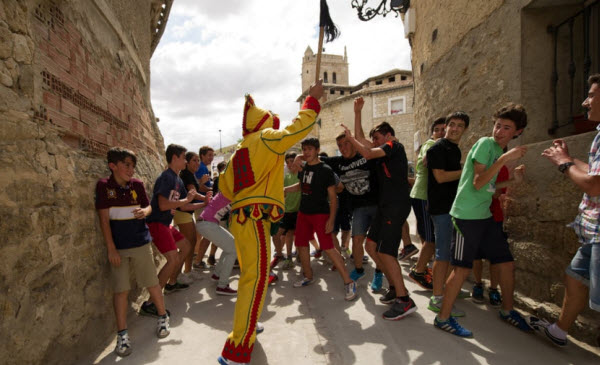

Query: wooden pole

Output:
[315, 26, 324, 83]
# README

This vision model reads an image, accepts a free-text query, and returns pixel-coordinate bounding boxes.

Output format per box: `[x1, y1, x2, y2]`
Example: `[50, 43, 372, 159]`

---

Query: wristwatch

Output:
[558, 162, 575, 173]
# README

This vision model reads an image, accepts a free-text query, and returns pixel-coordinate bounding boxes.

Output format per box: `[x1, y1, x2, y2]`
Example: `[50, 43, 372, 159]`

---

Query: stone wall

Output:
[407, 0, 600, 345]
[0, 1, 167, 363]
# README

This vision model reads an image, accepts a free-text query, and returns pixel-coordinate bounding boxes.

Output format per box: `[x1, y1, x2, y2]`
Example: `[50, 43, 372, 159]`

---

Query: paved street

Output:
[82, 216, 600, 365]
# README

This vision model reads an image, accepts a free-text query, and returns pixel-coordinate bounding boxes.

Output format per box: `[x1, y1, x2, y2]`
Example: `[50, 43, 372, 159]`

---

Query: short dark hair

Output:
[185, 151, 198, 162]
[493, 103, 528, 131]
[217, 161, 226, 172]
[107, 147, 136, 167]
[445, 111, 470, 128]
[430, 117, 446, 134]
[199, 146, 214, 156]
[301, 137, 320, 149]
[166, 144, 187, 163]
[369, 121, 395, 138]
[335, 132, 346, 141]
[589, 74, 600, 87]
[285, 152, 297, 160]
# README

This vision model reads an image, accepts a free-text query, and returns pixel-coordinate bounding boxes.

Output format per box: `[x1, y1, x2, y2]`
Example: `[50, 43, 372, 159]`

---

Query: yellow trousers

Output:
[221, 208, 272, 363]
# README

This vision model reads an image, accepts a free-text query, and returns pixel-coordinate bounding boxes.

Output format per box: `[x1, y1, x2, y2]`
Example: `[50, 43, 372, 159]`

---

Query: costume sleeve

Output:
[260, 96, 320, 155]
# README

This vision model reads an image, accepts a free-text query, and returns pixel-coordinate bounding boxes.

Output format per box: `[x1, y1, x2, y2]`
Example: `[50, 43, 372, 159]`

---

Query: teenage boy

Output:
[217, 81, 323, 365]
[144, 144, 203, 307]
[286, 138, 358, 301]
[409, 117, 446, 290]
[426, 112, 469, 317]
[434, 103, 529, 337]
[342, 120, 417, 321]
[95, 147, 170, 357]
[534, 74, 600, 346]
[193, 145, 215, 268]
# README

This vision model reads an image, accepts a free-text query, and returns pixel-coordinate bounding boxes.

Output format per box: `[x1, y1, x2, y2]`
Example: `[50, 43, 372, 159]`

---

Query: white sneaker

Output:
[156, 314, 170, 338]
[178, 272, 194, 285]
[344, 281, 358, 301]
[114, 331, 132, 357]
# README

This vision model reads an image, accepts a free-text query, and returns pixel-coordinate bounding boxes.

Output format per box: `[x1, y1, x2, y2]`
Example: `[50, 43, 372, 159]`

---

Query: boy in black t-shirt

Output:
[285, 138, 358, 301]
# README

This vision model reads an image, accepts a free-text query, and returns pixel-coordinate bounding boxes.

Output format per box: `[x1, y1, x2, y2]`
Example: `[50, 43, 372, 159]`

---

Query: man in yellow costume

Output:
[217, 80, 323, 365]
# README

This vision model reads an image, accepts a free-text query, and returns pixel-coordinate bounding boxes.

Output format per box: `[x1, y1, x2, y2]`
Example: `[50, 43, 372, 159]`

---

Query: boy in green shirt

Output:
[434, 103, 530, 337]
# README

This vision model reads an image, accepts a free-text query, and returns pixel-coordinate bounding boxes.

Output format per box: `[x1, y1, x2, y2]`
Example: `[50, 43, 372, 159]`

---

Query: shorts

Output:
[431, 213, 452, 261]
[147, 222, 186, 254]
[110, 244, 159, 293]
[565, 242, 600, 311]
[352, 205, 377, 236]
[270, 221, 281, 236]
[333, 205, 352, 233]
[451, 217, 513, 269]
[294, 212, 334, 250]
[367, 203, 410, 257]
[280, 212, 298, 233]
[410, 198, 435, 243]
[173, 210, 194, 225]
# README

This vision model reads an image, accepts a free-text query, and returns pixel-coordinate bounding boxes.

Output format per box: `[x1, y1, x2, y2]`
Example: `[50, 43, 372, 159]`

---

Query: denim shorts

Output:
[566, 243, 600, 312]
[431, 214, 453, 262]
[352, 205, 377, 236]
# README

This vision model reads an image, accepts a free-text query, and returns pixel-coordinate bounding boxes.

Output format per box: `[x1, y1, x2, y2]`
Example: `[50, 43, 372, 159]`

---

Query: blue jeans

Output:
[432, 213, 452, 262]
[352, 205, 377, 236]
[566, 243, 600, 312]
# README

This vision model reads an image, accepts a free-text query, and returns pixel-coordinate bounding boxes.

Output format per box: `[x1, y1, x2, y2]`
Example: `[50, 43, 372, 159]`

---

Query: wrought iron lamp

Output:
[351, 0, 410, 21]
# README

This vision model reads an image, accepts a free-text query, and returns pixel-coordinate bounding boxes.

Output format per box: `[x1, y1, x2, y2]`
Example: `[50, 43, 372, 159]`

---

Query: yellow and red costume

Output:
[218, 94, 320, 363]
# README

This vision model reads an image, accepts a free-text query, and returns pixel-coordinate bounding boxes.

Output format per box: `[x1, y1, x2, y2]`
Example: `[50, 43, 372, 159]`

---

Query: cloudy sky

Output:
[150, 0, 412, 153]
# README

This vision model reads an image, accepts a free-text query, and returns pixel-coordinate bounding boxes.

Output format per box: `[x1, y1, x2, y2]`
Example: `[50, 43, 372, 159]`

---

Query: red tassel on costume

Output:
[221, 339, 254, 364]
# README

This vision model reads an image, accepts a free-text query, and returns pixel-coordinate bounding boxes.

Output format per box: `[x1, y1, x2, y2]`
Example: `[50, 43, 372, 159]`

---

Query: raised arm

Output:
[353, 97, 372, 146]
[341, 123, 385, 160]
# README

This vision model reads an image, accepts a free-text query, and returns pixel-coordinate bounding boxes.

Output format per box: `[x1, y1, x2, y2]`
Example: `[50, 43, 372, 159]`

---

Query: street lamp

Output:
[219, 129, 222, 153]
[351, 0, 410, 21]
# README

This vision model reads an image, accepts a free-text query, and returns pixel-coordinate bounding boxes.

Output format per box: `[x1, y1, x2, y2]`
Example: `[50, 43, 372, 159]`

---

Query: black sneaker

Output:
[164, 282, 189, 294]
[207, 255, 216, 266]
[383, 298, 418, 320]
[398, 244, 419, 261]
[139, 302, 171, 318]
[379, 287, 397, 304]
[409, 269, 433, 290]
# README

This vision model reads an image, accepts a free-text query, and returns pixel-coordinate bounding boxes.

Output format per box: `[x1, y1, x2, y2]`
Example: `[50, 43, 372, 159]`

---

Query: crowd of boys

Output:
[95, 75, 600, 363]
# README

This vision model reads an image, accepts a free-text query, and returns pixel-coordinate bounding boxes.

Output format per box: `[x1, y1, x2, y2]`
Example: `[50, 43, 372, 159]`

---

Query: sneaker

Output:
[178, 272, 194, 285]
[139, 302, 171, 318]
[499, 309, 533, 332]
[489, 288, 502, 307]
[311, 249, 322, 259]
[217, 356, 248, 365]
[193, 261, 206, 270]
[268, 272, 278, 285]
[383, 297, 417, 320]
[156, 314, 170, 338]
[398, 244, 419, 261]
[270, 255, 283, 269]
[458, 288, 471, 299]
[293, 277, 314, 288]
[281, 258, 294, 270]
[341, 248, 351, 259]
[379, 287, 396, 304]
[427, 296, 465, 317]
[434, 316, 473, 337]
[211, 274, 220, 282]
[529, 317, 567, 347]
[344, 281, 358, 301]
[216, 285, 237, 296]
[164, 282, 189, 294]
[207, 255, 217, 266]
[349, 269, 366, 282]
[408, 269, 433, 290]
[370, 271, 384, 292]
[471, 283, 484, 303]
[115, 331, 132, 357]
[256, 322, 264, 334]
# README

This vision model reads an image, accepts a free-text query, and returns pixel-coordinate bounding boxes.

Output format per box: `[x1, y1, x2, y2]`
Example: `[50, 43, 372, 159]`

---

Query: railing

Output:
[549, 0, 599, 135]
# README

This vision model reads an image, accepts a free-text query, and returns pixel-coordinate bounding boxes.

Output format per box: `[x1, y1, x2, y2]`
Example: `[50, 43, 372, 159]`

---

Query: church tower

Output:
[301, 45, 349, 93]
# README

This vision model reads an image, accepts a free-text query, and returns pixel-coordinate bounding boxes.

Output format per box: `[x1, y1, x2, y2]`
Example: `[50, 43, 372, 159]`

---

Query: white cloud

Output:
[151, 0, 412, 153]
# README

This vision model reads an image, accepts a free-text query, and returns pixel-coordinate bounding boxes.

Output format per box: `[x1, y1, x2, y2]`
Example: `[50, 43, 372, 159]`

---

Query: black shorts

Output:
[451, 217, 513, 268]
[410, 198, 435, 243]
[367, 203, 410, 257]
[279, 212, 298, 233]
[333, 204, 352, 233]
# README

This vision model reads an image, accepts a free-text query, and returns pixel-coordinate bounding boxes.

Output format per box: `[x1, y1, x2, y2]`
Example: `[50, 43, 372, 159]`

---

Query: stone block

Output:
[12, 33, 32, 64]
[0, 25, 12, 59]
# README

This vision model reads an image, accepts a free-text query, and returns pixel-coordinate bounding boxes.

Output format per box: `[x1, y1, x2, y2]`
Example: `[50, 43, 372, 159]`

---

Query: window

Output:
[388, 96, 406, 115]
[330, 89, 335, 94]
[333, 72, 337, 84]
[340, 90, 344, 95]
[388, 76, 396, 82]
[324, 72, 328, 83]
[375, 80, 382, 85]
[401, 75, 407, 81]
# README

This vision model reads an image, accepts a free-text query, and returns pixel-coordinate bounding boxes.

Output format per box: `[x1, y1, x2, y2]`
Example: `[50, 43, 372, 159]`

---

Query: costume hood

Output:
[242, 94, 280, 136]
